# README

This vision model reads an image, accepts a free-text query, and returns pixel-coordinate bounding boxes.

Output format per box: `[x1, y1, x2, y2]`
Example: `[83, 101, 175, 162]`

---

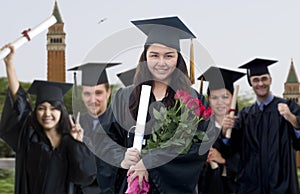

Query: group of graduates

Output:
[1, 15, 300, 194]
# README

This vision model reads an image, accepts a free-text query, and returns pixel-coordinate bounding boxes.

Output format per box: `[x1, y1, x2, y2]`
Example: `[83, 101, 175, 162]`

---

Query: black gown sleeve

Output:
[62, 134, 97, 185]
[0, 86, 31, 152]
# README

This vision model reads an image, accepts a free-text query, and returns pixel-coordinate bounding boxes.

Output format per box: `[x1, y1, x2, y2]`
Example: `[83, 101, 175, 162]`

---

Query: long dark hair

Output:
[31, 101, 71, 134]
[129, 45, 192, 119]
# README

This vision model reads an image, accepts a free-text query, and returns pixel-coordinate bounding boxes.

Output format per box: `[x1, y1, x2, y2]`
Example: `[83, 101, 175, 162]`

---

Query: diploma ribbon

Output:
[22, 29, 31, 41]
[127, 126, 136, 138]
[227, 108, 236, 114]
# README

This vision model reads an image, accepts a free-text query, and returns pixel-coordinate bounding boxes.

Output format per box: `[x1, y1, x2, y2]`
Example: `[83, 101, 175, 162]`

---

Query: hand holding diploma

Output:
[0, 15, 57, 60]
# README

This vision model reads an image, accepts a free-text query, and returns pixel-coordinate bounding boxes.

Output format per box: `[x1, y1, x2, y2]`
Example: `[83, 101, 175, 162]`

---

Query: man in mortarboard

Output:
[68, 63, 120, 122]
[197, 66, 244, 194]
[68, 62, 121, 194]
[222, 58, 300, 193]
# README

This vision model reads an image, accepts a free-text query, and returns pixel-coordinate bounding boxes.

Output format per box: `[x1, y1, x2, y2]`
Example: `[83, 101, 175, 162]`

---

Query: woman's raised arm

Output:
[2, 44, 20, 102]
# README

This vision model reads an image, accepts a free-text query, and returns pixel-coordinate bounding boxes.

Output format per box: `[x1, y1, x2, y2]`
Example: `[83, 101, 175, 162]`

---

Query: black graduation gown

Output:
[109, 86, 215, 194]
[78, 109, 118, 194]
[231, 97, 300, 194]
[0, 87, 97, 194]
[198, 115, 240, 194]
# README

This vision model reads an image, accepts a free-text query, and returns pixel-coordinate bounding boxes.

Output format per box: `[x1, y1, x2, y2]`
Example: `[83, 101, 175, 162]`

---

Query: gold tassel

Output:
[189, 38, 195, 84]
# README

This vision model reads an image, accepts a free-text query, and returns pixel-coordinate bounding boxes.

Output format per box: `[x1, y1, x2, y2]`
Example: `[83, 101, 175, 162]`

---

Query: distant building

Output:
[47, 1, 66, 82]
[283, 58, 300, 167]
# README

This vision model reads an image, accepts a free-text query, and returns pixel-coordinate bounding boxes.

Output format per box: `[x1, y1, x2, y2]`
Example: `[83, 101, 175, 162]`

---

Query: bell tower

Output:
[47, 1, 66, 82]
[283, 58, 300, 104]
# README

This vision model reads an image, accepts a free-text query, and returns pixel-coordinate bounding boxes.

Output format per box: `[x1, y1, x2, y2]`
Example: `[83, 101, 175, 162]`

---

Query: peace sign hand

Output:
[69, 112, 84, 142]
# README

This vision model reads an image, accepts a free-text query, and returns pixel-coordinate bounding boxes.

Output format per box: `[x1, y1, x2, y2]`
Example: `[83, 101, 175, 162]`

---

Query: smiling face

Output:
[36, 102, 61, 131]
[146, 43, 178, 83]
[209, 88, 232, 119]
[249, 73, 272, 101]
[81, 84, 111, 118]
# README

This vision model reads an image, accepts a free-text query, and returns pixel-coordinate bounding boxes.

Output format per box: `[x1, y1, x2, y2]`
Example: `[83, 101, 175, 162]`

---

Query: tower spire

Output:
[52, 0, 63, 23]
[286, 58, 299, 83]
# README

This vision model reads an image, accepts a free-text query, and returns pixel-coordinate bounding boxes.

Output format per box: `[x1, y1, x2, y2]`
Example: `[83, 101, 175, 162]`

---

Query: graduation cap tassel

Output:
[189, 38, 195, 84]
[73, 72, 78, 97]
[199, 76, 203, 95]
[72, 72, 80, 120]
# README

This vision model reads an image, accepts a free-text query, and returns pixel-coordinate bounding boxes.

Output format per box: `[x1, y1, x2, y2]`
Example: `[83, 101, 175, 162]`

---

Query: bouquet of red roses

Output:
[143, 90, 213, 154]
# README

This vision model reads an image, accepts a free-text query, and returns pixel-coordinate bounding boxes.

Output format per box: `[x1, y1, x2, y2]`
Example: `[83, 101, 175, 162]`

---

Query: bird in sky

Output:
[98, 18, 107, 24]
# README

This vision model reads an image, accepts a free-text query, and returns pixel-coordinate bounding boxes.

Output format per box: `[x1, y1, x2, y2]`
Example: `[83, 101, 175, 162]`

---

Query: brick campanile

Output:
[47, 1, 66, 82]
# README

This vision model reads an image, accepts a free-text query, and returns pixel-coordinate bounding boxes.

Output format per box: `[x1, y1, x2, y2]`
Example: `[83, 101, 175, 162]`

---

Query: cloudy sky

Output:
[1, 0, 300, 97]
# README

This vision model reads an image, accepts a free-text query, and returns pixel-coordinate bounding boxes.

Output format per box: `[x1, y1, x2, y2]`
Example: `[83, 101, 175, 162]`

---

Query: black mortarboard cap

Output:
[28, 80, 72, 105]
[131, 16, 196, 51]
[238, 58, 277, 76]
[198, 66, 245, 94]
[68, 62, 121, 86]
[238, 58, 277, 85]
[117, 68, 136, 86]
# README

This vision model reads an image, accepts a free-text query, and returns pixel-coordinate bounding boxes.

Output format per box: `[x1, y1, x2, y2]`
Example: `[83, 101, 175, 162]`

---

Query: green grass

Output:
[0, 169, 14, 194]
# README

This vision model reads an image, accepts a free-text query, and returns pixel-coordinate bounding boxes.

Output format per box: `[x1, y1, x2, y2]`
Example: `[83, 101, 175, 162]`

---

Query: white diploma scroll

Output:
[133, 85, 152, 152]
[0, 15, 57, 60]
[225, 85, 239, 138]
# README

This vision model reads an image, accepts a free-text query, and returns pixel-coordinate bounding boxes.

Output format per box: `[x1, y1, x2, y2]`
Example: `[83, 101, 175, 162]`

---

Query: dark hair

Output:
[103, 83, 110, 91]
[31, 101, 71, 134]
[129, 45, 191, 119]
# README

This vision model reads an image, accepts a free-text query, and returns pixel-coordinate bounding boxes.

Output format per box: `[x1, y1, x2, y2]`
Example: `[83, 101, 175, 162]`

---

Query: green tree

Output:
[238, 90, 255, 110]
[0, 77, 8, 116]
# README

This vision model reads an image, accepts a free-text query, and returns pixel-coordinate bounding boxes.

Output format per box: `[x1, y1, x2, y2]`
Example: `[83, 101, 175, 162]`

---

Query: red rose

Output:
[194, 105, 206, 117]
[196, 98, 203, 106]
[203, 107, 213, 120]
[186, 98, 200, 110]
[181, 94, 192, 104]
[174, 90, 189, 100]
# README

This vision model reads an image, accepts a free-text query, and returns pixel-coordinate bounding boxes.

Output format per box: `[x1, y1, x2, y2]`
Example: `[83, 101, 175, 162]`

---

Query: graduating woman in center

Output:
[108, 16, 215, 194]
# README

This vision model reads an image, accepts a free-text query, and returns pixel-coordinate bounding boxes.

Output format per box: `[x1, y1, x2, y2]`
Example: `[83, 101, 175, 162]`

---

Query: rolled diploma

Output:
[133, 85, 152, 152]
[225, 85, 239, 138]
[0, 15, 57, 60]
